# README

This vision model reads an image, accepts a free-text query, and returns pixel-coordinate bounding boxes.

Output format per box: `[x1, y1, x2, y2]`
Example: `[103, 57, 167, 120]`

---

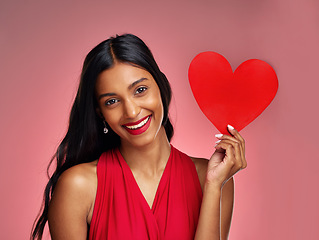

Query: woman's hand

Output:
[206, 125, 247, 189]
[195, 125, 246, 240]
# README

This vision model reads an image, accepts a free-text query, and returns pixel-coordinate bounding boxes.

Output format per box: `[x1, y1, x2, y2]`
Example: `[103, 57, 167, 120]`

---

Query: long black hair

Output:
[31, 33, 174, 239]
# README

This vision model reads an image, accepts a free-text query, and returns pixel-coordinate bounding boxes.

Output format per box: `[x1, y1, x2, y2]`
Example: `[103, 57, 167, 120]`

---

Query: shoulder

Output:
[48, 160, 98, 224]
[55, 160, 98, 205]
[58, 160, 98, 186]
[56, 160, 98, 196]
[190, 156, 208, 191]
[172, 146, 208, 190]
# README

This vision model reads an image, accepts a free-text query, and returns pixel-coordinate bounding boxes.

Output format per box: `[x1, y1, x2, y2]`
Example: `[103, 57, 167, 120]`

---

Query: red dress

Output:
[89, 145, 203, 240]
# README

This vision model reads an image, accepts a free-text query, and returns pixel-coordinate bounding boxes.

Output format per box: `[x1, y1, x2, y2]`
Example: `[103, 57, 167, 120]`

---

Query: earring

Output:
[103, 120, 108, 134]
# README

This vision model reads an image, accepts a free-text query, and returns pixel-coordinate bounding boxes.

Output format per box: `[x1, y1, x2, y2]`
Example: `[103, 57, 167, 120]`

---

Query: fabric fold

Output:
[89, 145, 202, 240]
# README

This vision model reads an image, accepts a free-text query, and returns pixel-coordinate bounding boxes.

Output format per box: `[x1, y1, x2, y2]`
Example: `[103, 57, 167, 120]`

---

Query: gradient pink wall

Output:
[1, 0, 319, 239]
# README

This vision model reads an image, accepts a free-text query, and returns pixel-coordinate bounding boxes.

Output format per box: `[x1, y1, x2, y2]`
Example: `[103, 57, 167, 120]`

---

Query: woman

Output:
[31, 34, 247, 240]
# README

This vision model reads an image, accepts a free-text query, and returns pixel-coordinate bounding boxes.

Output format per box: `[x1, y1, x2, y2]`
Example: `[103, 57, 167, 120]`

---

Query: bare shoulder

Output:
[190, 156, 209, 191]
[57, 160, 98, 189]
[48, 160, 98, 236]
[54, 160, 98, 207]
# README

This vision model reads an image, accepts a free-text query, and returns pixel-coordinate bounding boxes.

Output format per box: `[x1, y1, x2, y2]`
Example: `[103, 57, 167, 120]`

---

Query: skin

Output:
[48, 62, 247, 239]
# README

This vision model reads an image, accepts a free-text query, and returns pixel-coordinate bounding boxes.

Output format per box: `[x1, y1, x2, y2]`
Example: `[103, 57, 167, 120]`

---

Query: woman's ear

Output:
[96, 107, 104, 119]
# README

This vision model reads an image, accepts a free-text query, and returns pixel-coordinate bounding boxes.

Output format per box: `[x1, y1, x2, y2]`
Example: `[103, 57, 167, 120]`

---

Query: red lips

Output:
[122, 115, 152, 135]
[122, 115, 151, 127]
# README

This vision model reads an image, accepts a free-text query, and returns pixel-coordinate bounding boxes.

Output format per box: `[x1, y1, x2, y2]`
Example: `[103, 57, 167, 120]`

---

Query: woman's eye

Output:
[105, 99, 118, 106]
[135, 87, 147, 94]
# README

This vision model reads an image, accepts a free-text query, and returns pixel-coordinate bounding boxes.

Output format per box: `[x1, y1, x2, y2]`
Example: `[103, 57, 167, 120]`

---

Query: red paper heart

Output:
[188, 51, 278, 134]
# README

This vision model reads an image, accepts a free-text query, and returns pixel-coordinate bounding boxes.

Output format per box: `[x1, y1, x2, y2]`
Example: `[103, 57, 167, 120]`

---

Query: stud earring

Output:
[103, 120, 108, 134]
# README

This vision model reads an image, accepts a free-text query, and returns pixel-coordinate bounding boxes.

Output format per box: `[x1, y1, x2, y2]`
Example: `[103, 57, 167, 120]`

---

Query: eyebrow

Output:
[98, 77, 148, 100]
[128, 77, 148, 90]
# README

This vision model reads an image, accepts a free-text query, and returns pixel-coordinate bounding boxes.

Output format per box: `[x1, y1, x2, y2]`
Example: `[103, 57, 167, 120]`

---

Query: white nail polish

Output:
[215, 134, 223, 138]
[227, 124, 234, 130]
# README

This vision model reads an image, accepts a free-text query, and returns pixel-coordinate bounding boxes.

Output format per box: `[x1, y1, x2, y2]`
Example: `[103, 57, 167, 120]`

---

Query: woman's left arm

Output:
[192, 160, 235, 239]
[220, 177, 234, 239]
[194, 125, 247, 240]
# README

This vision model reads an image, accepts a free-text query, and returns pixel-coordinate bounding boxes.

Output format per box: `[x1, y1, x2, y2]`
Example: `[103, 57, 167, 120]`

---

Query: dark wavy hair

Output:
[31, 33, 174, 239]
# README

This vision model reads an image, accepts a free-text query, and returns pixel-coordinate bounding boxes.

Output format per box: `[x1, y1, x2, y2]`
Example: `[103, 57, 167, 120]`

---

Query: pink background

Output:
[1, 0, 319, 239]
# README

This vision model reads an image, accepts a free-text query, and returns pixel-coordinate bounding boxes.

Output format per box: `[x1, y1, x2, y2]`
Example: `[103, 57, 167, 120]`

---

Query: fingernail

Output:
[215, 134, 223, 138]
[227, 124, 234, 130]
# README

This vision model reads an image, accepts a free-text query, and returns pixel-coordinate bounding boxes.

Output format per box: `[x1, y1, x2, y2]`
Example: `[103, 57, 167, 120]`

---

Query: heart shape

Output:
[188, 51, 278, 134]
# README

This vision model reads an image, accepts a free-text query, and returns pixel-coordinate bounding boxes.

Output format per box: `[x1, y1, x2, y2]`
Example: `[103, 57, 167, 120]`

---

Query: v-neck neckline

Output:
[116, 146, 173, 212]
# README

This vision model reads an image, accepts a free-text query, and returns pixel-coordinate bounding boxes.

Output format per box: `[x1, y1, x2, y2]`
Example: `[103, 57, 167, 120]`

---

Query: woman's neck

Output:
[119, 127, 171, 175]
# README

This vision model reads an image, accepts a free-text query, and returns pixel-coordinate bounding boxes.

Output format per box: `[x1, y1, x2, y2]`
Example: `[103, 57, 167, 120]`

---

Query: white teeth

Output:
[125, 116, 150, 130]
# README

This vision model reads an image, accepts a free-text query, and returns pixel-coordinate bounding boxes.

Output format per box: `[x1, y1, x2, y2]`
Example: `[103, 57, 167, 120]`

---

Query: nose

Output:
[123, 98, 140, 119]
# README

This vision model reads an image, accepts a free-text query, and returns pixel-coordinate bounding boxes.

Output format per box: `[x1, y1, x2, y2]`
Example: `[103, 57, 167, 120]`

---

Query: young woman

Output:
[31, 34, 247, 240]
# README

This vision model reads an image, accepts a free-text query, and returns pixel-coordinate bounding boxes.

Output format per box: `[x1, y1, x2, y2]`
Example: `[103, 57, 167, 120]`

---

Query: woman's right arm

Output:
[48, 163, 97, 240]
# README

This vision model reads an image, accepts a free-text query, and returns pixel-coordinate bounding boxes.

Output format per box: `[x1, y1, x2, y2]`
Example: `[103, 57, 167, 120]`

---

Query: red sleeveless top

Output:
[89, 145, 202, 239]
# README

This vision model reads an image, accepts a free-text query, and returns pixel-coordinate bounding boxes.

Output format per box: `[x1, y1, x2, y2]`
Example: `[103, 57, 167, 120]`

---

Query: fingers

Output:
[218, 140, 241, 163]
[215, 125, 247, 170]
[227, 125, 246, 166]
[215, 140, 242, 172]
[217, 125, 244, 149]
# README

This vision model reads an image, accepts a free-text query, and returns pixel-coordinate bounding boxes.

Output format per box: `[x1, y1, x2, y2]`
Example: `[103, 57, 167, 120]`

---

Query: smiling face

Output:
[95, 62, 166, 148]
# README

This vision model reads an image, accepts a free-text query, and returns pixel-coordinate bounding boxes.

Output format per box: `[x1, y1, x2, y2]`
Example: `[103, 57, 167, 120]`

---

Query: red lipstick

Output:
[122, 115, 152, 135]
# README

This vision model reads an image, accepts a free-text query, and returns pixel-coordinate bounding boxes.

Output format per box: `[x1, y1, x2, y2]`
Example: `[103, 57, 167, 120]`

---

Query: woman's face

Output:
[95, 62, 165, 148]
